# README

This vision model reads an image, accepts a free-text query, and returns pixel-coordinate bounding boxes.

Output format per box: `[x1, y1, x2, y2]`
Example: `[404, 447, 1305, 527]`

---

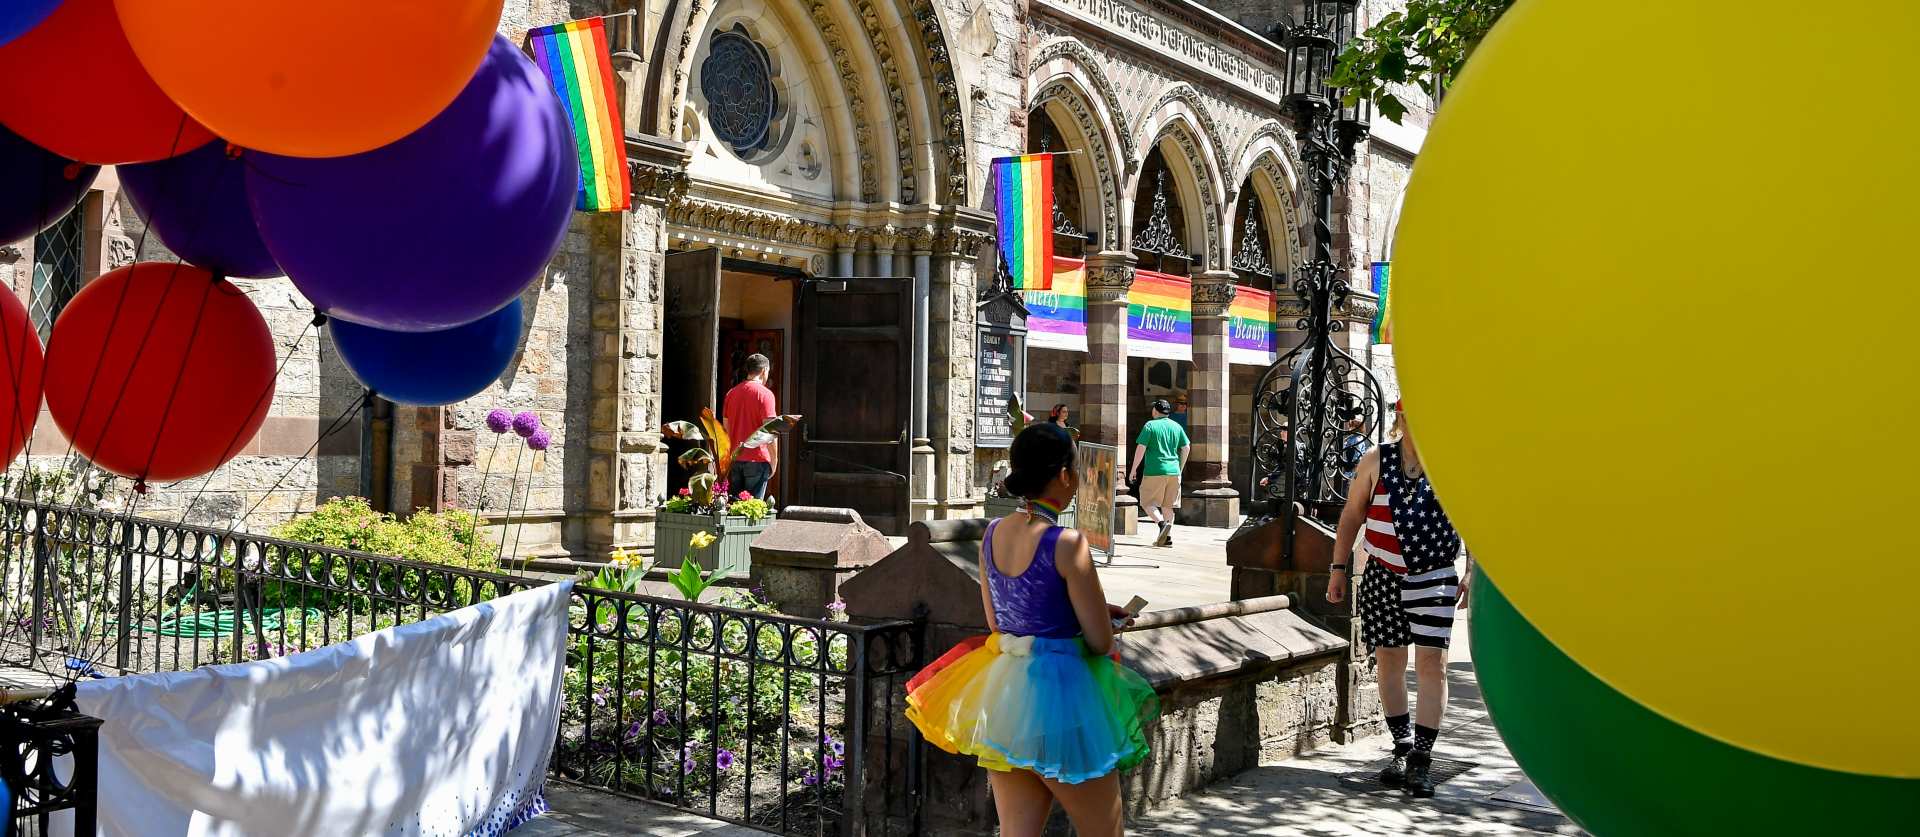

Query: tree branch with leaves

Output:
[1331, 0, 1513, 124]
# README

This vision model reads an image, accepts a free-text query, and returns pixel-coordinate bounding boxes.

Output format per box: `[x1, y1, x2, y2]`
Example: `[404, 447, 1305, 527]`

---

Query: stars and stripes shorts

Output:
[1359, 562, 1459, 651]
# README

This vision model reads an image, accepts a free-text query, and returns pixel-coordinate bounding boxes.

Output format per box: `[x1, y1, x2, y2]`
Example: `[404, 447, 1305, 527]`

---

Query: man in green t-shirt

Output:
[1129, 398, 1190, 547]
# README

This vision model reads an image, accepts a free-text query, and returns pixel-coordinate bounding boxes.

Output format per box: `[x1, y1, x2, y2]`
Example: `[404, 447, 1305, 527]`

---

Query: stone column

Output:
[1182, 269, 1240, 527]
[834, 227, 857, 277]
[910, 229, 937, 520]
[871, 226, 896, 278]
[1083, 251, 1138, 533]
[622, 146, 686, 557]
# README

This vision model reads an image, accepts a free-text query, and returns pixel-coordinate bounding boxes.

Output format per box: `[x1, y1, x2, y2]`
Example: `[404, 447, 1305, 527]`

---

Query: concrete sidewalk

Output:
[1130, 611, 1583, 837]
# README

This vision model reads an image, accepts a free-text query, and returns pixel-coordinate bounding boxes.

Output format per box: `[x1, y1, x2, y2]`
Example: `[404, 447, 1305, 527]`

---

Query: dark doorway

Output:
[793, 278, 914, 535]
[663, 249, 721, 497]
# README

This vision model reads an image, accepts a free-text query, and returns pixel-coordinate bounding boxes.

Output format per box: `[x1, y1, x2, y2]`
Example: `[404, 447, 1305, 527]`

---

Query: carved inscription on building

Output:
[1040, 0, 1284, 101]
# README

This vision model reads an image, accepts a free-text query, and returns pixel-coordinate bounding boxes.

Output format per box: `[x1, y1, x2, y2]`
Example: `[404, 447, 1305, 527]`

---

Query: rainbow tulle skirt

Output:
[904, 633, 1159, 784]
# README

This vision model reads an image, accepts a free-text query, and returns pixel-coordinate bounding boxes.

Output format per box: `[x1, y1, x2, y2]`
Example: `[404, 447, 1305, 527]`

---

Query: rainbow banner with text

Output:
[1229, 285, 1279, 365]
[1127, 270, 1191, 360]
[1027, 257, 1088, 352]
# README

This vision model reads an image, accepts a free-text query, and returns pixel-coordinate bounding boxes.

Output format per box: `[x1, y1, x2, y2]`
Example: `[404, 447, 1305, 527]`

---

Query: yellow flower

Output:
[689, 531, 717, 550]
[609, 548, 638, 569]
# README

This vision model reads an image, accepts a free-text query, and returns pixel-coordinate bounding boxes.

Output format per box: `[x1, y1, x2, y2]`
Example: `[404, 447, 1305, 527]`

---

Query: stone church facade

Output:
[2, 0, 1430, 561]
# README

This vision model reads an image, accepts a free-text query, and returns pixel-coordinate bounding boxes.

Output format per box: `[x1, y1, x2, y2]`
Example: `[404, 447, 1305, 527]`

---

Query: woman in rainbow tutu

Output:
[906, 423, 1159, 835]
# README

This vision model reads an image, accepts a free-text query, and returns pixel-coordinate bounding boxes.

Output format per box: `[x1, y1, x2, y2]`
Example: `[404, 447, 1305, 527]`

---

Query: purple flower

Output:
[715, 749, 735, 772]
[512, 410, 541, 438]
[592, 687, 610, 708]
[825, 754, 845, 772]
[624, 721, 642, 742]
[683, 759, 696, 775]
[527, 428, 552, 451]
[651, 709, 672, 726]
[485, 409, 512, 434]
[828, 738, 845, 757]
[801, 771, 819, 787]
[826, 600, 847, 617]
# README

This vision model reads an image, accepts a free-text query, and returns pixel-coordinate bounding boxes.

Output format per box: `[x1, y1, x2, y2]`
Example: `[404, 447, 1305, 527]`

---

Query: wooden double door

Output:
[663, 251, 913, 534]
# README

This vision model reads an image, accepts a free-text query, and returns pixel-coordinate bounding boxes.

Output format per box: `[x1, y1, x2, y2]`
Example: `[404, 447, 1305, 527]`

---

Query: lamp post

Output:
[1251, 1, 1385, 540]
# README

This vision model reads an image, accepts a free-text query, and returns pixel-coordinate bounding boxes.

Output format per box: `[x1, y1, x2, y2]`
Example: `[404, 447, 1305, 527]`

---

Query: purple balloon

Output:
[118, 142, 281, 279]
[0, 121, 98, 246]
[245, 35, 577, 331]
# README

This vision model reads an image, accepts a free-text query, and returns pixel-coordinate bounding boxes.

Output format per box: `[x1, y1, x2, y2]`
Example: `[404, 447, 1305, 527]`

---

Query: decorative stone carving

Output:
[665, 196, 837, 249]
[854, 0, 916, 204]
[1191, 278, 1236, 315]
[1134, 83, 1229, 183]
[1085, 262, 1135, 303]
[1250, 153, 1307, 271]
[630, 159, 691, 204]
[1034, 81, 1120, 248]
[1166, 127, 1222, 267]
[1028, 39, 1138, 168]
[906, 0, 970, 204]
[0, 245, 20, 262]
[808, 3, 879, 202]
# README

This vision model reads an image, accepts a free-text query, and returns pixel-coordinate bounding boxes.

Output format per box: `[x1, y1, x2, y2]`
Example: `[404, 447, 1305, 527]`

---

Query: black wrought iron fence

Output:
[0, 687, 99, 837]
[0, 497, 923, 837]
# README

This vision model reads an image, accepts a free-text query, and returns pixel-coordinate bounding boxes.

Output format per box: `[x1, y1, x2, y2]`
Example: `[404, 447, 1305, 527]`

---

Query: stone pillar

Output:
[834, 228, 857, 277]
[871, 227, 896, 278]
[623, 144, 685, 556]
[1083, 251, 1138, 534]
[928, 218, 992, 521]
[1182, 270, 1240, 527]
[910, 230, 937, 521]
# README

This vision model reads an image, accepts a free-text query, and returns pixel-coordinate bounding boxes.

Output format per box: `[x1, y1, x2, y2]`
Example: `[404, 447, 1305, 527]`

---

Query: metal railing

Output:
[0, 497, 924, 836]
[0, 688, 99, 837]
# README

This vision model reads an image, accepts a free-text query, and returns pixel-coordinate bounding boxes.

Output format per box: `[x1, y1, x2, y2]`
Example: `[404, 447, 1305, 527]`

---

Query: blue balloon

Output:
[0, 121, 98, 245]
[119, 142, 281, 279]
[330, 299, 524, 406]
[0, 0, 61, 48]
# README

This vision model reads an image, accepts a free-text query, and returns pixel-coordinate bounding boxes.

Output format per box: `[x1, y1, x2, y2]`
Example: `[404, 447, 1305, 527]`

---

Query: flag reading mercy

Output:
[993, 154, 1056, 290]
[526, 18, 632, 212]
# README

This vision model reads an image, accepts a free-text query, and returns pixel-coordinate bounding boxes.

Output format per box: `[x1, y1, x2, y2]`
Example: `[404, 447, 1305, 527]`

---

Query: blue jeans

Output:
[728, 461, 772, 499]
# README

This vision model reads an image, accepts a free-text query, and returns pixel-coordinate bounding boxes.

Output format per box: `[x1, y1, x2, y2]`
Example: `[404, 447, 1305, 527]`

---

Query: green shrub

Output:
[268, 497, 499, 613]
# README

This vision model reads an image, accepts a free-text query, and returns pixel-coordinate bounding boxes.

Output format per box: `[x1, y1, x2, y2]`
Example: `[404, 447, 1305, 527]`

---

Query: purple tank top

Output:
[984, 518, 1081, 638]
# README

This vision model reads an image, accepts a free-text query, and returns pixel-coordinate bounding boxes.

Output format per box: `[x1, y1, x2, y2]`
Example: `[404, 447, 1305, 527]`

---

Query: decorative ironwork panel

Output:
[1233, 199, 1272, 277]
[701, 29, 777, 156]
[1134, 171, 1186, 258]
[30, 207, 83, 342]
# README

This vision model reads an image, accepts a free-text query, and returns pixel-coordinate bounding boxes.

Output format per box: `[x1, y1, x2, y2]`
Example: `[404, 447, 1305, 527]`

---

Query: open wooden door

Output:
[663, 249, 721, 496]
[795, 278, 913, 535]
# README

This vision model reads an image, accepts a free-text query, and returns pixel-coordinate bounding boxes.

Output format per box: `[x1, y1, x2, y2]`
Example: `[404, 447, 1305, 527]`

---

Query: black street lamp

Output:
[1251, 1, 1386, 541]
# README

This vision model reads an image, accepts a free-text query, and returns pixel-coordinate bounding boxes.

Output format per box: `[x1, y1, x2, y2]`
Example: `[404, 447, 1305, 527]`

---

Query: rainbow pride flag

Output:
[1027, 258, 1088, 351]
[527, 18, 632, 212]
[1370, 261, 1392, 344]
[1229, 285, 1277, 364]
[992, 154, 1055, 290]
[1128, 270, 1191, 359]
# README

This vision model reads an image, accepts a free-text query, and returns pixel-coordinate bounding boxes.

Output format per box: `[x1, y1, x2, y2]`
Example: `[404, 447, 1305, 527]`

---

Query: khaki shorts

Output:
[1138, 475, 1182, 512]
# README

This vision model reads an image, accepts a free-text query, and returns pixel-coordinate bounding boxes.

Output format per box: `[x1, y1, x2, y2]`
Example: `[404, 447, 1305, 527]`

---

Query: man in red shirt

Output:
[722, 353, 779, 499]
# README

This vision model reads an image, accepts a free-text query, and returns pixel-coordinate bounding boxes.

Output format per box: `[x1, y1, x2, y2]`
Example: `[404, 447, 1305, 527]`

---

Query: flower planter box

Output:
[981, 497, 1076, 528]
[654, 510, 776, 580]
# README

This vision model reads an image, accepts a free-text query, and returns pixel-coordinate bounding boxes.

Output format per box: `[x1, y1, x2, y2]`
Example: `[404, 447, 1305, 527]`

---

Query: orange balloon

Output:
[0, 0, 215, 164]
[112, 0, 506, 158]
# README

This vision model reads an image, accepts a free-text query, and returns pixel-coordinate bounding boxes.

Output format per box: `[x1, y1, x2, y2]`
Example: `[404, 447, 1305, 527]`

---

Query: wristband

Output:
[1330, 564, 1348, 573]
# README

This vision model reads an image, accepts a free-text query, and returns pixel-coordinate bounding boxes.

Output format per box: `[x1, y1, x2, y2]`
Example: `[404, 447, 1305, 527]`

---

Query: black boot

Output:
[1404, 751, 1436, 798]
[1378, 742, 1410, 787]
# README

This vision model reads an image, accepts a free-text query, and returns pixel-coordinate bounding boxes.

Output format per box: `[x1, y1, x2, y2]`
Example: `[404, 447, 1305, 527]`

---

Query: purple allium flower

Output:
[485, 408, 512, 434]
[527, 428, 552, 451]
[512, 410, 541, 438]
[652, 709, 672, 726]
[715, 749, 735, 772]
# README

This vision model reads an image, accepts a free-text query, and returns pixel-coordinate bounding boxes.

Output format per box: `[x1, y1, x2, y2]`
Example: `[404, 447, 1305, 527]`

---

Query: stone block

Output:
[748, 506, 892, 617]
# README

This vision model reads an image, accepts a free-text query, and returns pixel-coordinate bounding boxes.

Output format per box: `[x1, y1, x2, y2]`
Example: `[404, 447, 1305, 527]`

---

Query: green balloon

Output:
[1472, 573, 1915, 835]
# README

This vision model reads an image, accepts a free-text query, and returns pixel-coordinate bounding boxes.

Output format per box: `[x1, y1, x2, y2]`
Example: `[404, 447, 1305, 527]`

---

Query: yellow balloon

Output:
[1395, 0, 1919, 778]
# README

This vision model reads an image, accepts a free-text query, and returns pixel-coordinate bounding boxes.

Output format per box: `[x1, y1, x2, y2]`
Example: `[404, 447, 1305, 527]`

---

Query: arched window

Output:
[1130, 149, 1191, 275]
[1027, 109, 1086, 258]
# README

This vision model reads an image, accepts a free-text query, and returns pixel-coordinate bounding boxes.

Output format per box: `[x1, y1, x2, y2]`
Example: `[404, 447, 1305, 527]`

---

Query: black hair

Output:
[1003, 423, 1075, 500]
[1151, 398, 1172, 415]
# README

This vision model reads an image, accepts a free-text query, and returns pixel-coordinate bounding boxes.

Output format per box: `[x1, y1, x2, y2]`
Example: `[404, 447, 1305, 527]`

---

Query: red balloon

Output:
[0, 0, 215, 164]
[0, 290, 45, 467]
[45, 263, 275, 482]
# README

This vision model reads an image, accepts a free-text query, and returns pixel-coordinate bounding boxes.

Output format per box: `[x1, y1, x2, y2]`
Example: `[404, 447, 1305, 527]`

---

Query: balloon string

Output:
[129, 278, 218, 484]
[169, 317, 318, 524]
[507, 443, 541, 572]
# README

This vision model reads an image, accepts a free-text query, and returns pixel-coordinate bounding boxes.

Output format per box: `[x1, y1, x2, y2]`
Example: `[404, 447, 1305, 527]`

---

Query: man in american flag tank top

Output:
[1326, 401, 1467, 798]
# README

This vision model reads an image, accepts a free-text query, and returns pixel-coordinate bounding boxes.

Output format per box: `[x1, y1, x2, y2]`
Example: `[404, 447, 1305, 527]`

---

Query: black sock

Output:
[1385, 713, 1413, 750]
[1413, 724, 1439, 754]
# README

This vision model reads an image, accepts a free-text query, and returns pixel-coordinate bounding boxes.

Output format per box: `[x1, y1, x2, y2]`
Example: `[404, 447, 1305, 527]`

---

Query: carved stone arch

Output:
[1128, 118, 1222, 270]
[1231, 123, 1308, 275]
[901, 0, 971, 204]
[1131, 104, 1228, 270]
[1027, 39, 1138, 172]
[1028, 73, 1125, 249]
[1131, 84, 1230, 190]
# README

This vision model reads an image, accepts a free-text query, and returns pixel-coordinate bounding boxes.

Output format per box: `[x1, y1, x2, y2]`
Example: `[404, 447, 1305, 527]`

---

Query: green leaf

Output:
[661, 420, 706, 442]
